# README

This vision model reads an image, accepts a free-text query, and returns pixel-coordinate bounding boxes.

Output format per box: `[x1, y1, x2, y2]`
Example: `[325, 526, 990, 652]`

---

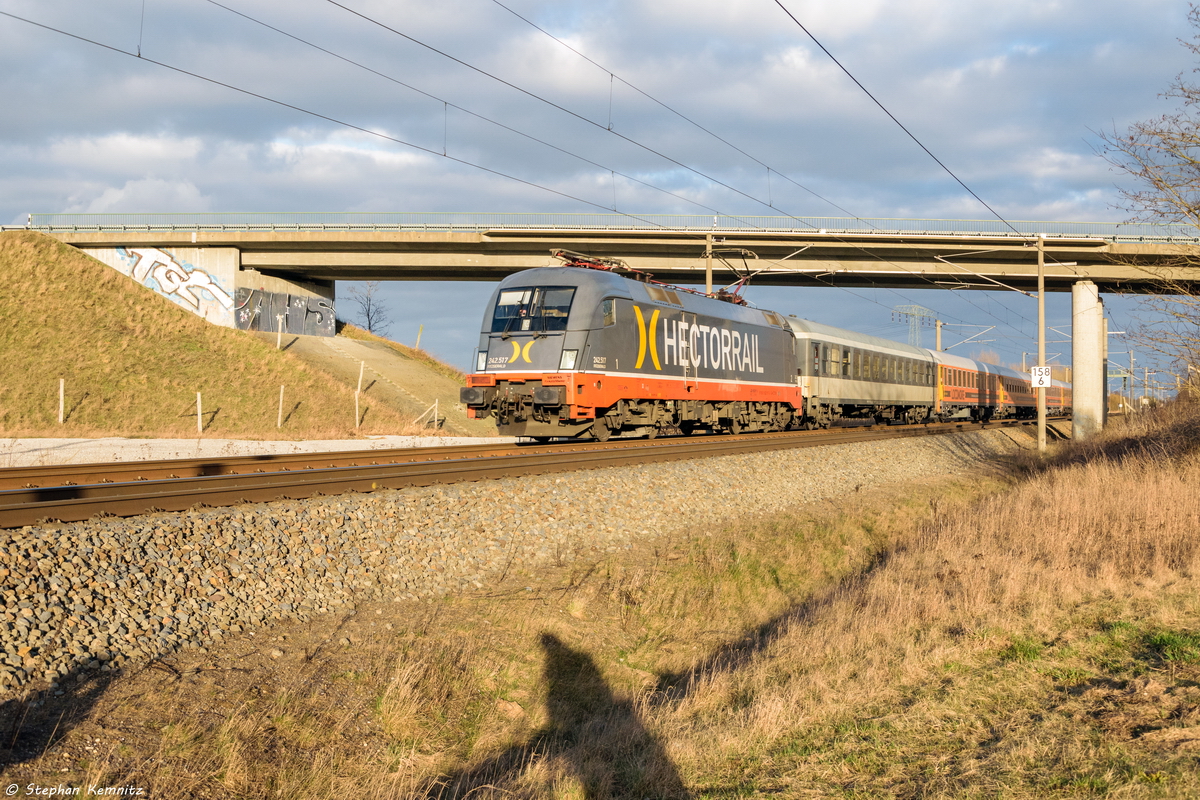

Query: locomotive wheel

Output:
[646, 425, 659, 440]
[679, 421, 697, 436]
[591, 419, 612, 442]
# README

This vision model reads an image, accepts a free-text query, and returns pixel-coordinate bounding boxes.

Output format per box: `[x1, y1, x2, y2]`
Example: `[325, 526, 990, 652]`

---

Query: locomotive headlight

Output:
[476, 350, 487, 371]
[559, 349, 578, 370]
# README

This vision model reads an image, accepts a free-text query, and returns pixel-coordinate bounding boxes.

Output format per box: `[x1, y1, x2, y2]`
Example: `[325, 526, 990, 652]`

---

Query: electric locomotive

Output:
[459, 263, 801, 440]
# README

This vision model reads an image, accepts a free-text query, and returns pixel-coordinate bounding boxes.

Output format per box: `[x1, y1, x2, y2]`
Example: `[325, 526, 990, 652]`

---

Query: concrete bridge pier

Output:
[1071, 280, 1105, 440]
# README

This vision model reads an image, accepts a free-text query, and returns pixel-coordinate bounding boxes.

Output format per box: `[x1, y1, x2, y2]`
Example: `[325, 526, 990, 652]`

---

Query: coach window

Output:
[842, 349, 852, 376]
[812, 344, 820, 375]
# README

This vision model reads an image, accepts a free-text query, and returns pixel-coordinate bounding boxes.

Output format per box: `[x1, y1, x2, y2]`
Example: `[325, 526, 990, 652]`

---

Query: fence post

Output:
[197, 392, 203, 435]
[58, 379, 64, 424]
[277, 314, 284, 349]
[278, 385, 284, 428]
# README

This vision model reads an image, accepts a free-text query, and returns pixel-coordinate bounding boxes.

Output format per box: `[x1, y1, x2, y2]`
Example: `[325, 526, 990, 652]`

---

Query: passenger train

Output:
[459, 256, 1072, 440]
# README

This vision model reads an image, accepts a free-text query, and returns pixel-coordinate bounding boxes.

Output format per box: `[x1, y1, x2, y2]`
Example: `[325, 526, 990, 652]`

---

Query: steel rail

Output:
[0, 420, 1035, 529]
[0, 441, 537, 491]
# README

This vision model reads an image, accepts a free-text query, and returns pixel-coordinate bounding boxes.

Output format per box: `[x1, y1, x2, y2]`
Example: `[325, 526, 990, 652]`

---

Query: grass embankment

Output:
[0, 231, 444, 439]
[16, 407, 1200, 798]
[340, 323, 465, 384]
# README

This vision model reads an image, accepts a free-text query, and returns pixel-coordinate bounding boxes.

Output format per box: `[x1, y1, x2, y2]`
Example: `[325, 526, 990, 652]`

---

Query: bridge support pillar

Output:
[1071, 280, 1105, 440]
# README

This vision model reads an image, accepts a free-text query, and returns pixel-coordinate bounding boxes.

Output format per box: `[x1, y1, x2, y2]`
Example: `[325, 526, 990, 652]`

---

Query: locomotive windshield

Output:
[490, 286, 576, 334]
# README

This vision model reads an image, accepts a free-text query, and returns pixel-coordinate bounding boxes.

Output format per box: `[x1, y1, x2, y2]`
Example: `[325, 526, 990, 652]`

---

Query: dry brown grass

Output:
[0, 231, 446, 439]
[6, 406, 1200, 797]
[340, 322, 466, 384]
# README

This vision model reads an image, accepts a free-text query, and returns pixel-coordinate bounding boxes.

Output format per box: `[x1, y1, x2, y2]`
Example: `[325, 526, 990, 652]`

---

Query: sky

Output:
[1, 0, 1195, 388]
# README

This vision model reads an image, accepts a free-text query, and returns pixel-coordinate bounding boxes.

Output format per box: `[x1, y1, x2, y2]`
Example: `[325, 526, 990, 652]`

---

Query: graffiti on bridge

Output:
[117, 247, 235, 316]
[235, 288, 335, 337]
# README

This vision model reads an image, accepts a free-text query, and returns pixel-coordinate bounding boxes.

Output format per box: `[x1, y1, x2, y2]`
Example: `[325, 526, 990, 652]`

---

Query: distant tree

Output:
[970, 348, 1002, 365]
[345, 281, 392, 337]
[1097, 5, 1200, 392]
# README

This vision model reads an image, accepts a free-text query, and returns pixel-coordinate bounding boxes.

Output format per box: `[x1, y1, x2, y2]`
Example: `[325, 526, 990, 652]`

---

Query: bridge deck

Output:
[10, 214, 1200, 291]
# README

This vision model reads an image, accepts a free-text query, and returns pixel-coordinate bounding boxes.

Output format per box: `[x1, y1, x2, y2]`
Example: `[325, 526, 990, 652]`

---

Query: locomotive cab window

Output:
[491, 286, 577, 333]
[601, 298, 616, 327]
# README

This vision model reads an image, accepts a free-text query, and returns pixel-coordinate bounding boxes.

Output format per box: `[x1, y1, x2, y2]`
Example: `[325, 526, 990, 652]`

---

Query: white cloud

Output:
[47, 133, 205, 172]
[66, 178, 212, 213]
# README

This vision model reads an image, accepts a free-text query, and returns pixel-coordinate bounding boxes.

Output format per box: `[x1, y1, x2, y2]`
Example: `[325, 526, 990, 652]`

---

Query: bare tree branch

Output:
[345, 281, 393, 337]
[1096, 4, 1200, 398]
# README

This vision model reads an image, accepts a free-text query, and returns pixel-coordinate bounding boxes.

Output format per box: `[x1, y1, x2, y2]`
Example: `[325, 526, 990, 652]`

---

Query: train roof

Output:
[783, 316, 932, 359]
[493, 266, 793, 327]
[488, 268, 1071, 385]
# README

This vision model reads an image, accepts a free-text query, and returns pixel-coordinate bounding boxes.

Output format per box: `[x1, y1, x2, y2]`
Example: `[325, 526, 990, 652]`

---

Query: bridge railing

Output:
[9, 212, 1200, 242]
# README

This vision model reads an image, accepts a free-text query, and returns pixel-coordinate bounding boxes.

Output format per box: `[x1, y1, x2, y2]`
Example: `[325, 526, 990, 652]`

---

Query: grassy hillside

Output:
[339, 322, 465, 383]
[0, 230, 428, 439]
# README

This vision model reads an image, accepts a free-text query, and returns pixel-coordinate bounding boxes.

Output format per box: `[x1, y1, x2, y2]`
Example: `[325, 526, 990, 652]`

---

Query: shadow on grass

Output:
[62, 391, 89, 424]
[429, 632, 690, 799]
[281, 400, 302, 426]
[0, 662, 116, 771]
[177, 406, 221, 433]
[652, 548, 893, 704]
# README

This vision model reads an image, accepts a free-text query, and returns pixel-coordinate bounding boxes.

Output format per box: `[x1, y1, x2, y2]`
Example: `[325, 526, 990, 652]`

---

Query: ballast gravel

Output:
[0, 430, 1021, 694]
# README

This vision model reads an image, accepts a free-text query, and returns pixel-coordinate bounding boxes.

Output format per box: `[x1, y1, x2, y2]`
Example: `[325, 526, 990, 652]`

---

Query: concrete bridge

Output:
[12, 212, 1200, 442]
[20, 211, 1200, 291]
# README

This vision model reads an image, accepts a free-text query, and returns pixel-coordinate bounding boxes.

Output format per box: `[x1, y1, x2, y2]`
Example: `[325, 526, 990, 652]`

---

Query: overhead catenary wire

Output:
[4, 6, 1028, 342]
[0, 10, 687, 234]
[200, 0, 739, 222]
[0, 6, 959, 331]
[487, 0, 870, 223]
[317, 0, 1029, 331]
[771, 0, 1023, 239]
[485, 2, 1047, 339]
[187, 1, 989, 329]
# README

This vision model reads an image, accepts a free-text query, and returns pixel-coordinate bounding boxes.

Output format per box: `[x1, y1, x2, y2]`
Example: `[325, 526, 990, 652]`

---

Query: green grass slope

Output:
[0, 230, 417, 439]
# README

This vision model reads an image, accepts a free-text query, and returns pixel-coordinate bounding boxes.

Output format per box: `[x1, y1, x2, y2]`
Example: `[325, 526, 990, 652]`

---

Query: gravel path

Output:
[0, 429, 1024, 694]
[0, 434, 511, 468]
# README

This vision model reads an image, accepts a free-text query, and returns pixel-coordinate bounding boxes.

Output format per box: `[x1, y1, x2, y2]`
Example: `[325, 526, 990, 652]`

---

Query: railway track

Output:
[0, 419, 1042, 529]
